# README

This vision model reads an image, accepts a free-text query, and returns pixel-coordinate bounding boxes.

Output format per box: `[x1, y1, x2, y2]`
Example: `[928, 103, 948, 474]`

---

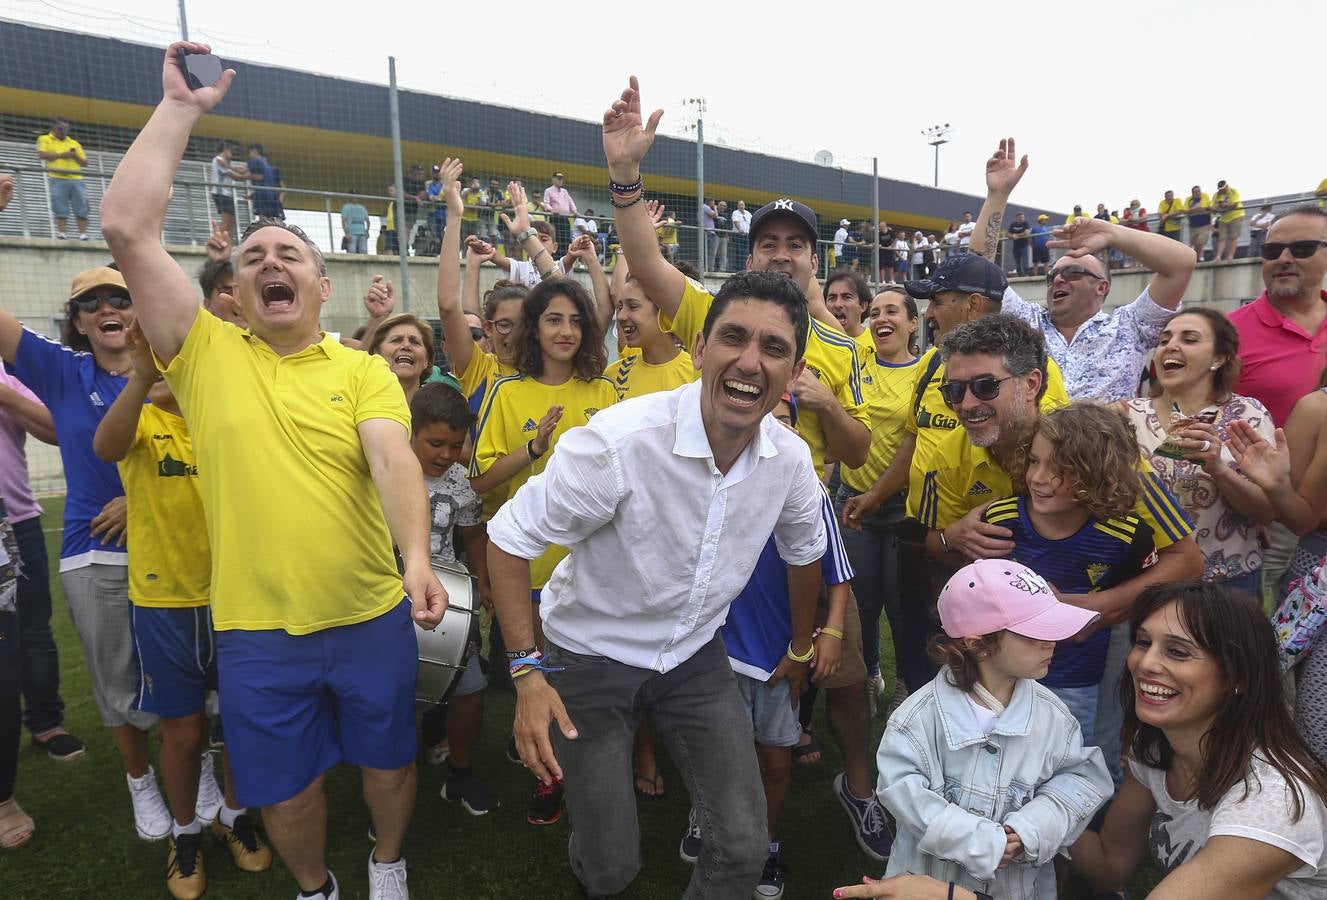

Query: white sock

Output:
[172, 817, 202, 837]
[128, 769, 155, 790]
[218, 804, 245, 828]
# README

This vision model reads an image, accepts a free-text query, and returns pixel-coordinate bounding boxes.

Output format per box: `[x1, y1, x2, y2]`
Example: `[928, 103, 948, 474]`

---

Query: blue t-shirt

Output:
[341, 202, 370, 236]
[1031, 224, 1051, 249]
[983, 496, 1156, 688]
[722, 485, 854, 680]
[426, 181, 447, 224]
[9, 328, 130, 570]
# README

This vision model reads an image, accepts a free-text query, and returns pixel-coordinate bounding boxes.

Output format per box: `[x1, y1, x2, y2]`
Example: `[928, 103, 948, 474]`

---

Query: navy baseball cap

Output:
[749, 199, 818, 245]
[905, 254, 1007, 303]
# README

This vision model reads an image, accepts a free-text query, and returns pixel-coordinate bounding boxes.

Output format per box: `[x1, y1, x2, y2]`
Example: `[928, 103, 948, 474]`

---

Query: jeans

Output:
[893, 539, 947, 693]
[834, 486, 906, 679]
[546, 636, 766, 898]
[732, 233, 749, 267]
[1093, 622, 1129, 787]
[713, 234, 729, 272]
[0, 610, 18, 800]
[345, 233, 367, 254]
[1048, 683, 1098, 746]
[48, 178, 89, 221]
[1248, 231, 1267, 260]
[705, 231, 718, 272]
[1009, 242, 1030, 275]
[13, 517, 63, 736]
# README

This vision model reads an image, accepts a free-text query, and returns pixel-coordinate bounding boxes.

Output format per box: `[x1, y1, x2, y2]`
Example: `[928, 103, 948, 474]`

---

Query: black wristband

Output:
[609, 177, 643, 195]
[506, 646, 539, 661]
[610, 193, 644, 210]
[526, 439, 545, 460]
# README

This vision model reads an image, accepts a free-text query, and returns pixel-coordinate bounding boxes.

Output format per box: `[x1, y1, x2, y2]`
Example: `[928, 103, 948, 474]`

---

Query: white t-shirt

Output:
[508, 256, 572, 288]
[965, 694, 1000, 735]
[1130, 757, 1327, 899]
[425, 464, 483, 562]
[957, 221, 976, 246]
[210, 156, 236, 198]
[834, 227, 849, 254]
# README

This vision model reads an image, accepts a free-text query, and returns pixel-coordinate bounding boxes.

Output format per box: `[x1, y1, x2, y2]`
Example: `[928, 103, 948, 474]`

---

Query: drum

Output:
[415, 558, 482, 705]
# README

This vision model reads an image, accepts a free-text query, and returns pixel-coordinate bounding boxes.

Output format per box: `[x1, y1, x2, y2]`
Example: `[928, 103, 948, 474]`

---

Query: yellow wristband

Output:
[786, 640, 816, 663]
[817, 626, 845, 640]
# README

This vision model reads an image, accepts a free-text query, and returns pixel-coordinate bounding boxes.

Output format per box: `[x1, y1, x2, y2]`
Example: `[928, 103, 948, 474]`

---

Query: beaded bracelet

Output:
[610, 193, 643, 210]
[609, 177, 644, 195]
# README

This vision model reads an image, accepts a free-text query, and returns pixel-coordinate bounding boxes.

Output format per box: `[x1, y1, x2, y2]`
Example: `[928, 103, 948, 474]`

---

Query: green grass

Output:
[2, 497, 1156, 898]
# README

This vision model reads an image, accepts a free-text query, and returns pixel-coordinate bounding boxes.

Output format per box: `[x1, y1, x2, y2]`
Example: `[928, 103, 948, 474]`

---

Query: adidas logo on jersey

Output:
[521, 418, 538, 433]
[967, 481, 992, 496]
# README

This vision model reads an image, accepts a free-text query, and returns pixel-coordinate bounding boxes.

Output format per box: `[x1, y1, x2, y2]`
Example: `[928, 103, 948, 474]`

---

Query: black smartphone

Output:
[177, 50, 223, 90]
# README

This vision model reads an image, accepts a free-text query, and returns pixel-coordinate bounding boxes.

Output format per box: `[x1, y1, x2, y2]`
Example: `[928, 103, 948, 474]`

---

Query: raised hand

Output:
[162, 41, 235, 115]
[985, 136, 1029, 196]
[1047, 216, 1116, 258]
[565, 233, 596, 261]
[205, 221, 231, 262]
[1226, 420, 1291, 490]
[464, 236, 497, 264]
[602, 75, 664, 183]
[532, 404, 564, 456]
[644, 199, 667, 228]
[500, 180, 531, 238]
[441, 157, 465, 217]
[125, 320, 162, 384]
[0, 174, 12, 213]
[363, 274, 396, 320]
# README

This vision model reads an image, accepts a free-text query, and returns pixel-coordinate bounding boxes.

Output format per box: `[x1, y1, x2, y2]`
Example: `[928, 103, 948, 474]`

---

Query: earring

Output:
[1210, 364, 1220, 371]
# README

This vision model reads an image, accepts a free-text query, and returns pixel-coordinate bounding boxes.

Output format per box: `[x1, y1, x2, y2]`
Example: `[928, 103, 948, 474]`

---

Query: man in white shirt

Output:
[731, 200, 752, 265]
[489, 269, 828, 900]
[956, 211, 976, 253]
[833, 218, 851, 268]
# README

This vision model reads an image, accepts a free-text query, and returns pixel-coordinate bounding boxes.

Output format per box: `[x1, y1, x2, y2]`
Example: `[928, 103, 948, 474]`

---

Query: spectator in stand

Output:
[208, 141, 253, 241]
[713, 201, 730, 273]
[731, 200, 751, 265]
[1157, 189, 1186, 240]
[460, 176, 484, 241]
[1066, 205, 1084, 226]
[833, 219, 851, 270]
[1123, 199, 1149, 231]
[382, 183, 399, 256]
[424, 165, 449, 254]
[35, 117, 90, 240]
[1247, 204, 1275, 259]
[1212, 180, 1245, 261]
[402, 163, 426, 242]
[541, 172, 577, 251]
[1030, 214, 1051, 276]
[891, 232, 909, 281]
[1094, 203, 1110, 221]
[244, 144, 283, 221]
[956, 211, 976, 253]
[907, 232, 925, 282]
[482, 177, 508, 244]
[582, 210, 605, 261]
[1005, 211, 1030, 276]
[1186, 184, 1214, 259]
[655, 214, 679, 261]
[340, 191, 370, 254]
[942, 222, 959, 259]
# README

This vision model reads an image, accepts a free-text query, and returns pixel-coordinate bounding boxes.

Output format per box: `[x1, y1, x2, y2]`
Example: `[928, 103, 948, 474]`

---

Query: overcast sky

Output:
[6, 0, 1322, 211]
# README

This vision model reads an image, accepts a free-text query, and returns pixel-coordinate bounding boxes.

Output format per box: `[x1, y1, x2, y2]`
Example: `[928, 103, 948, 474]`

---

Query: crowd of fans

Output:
[5, 49, 1327, 900]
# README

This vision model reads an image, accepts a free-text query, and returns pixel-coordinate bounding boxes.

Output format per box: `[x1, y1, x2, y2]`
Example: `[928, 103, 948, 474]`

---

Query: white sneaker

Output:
[78, 233, 90, 241]
[195, 753, 224, 825]
[368, 851, 408, 900]
[127, 768, 171, 840]
[295, 871, 339, 900]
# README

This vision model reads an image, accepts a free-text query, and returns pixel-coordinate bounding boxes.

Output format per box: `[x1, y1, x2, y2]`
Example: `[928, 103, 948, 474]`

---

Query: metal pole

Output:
[16, 171, 30, 238]
[178, 0, 189, 40]
[933, 144, 939, 188]
[871, 156, 880, 286]
[695, 101, 705, 272]
[324, 195, 335, 252]
[388, 56, 409, 306]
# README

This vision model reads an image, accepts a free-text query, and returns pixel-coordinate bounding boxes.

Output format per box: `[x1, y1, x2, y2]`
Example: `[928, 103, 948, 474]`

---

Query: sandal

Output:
[0, 798, 34, 849]
[793, 730, 822, 766]
[633, 768, 665, 800]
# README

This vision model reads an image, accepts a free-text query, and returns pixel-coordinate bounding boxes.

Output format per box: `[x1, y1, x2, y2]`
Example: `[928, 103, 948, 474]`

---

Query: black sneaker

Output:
[678, 807, 702, 864]
[526, 779, 563, 825]
[755, 850, 785, 899]
[32, 730, 85, 761]
[506, 734, 522, 765]
[441, 775, 501, 816]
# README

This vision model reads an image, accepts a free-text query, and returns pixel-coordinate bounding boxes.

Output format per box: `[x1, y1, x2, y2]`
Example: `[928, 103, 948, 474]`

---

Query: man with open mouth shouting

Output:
[101, 42, 446, 900]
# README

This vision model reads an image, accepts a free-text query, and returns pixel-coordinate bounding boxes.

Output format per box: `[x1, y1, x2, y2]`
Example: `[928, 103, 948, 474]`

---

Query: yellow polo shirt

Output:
[470, 373, 617, 588]
[1213, 187, 1244, 223]
[661, 277, 869, 472]
[118, 405, 210, 608]
[912, 426, 1193, 549]
[160, 309, 410, 634]
[603, 349, 697, 401]
[1157, 197, 1185, 233]
[36, 133, 85, 179]
[904, 346, 1068, 518]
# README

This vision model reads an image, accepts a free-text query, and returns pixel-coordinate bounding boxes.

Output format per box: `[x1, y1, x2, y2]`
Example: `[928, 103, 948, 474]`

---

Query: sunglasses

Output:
[1260, 240, 1327, 261]
[489, 318, 515, 336]
[71, 293, 132, 313]
[939, 374, 1015, 405]
[469, 327, 485, 342]
[1046, 265, 1104, 286]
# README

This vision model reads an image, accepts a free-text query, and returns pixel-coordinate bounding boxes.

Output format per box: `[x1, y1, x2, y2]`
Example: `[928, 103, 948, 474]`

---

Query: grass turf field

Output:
[2, 496, 1158, 898]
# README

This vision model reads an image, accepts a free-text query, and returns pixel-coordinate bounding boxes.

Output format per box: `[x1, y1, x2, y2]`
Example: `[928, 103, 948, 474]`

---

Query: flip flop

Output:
[794, 730, 822, 766]
[633, 768, 665, 800]
[0, 798, 34, 849]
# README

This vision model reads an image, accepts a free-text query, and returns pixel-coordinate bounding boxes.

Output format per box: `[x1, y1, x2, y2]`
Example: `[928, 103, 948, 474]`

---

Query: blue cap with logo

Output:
[904, 253, 1007, 303]
[749, 198, 819, 246]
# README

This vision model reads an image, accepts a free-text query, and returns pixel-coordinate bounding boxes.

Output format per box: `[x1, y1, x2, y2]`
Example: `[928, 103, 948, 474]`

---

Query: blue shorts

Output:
[734, 671, 801, 748]
[131, 604, 217, 719]
[216, 599, 418, 808]
[48, 178, 89, 220]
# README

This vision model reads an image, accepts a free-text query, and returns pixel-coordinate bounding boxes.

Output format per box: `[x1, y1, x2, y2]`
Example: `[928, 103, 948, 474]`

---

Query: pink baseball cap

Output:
[938, 559, 1099, 641]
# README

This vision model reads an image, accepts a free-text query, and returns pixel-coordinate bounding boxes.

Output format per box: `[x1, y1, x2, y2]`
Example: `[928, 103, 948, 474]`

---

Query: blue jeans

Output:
[1093, 622, 1129, 787]
[834, 486, 906, 679]
[13, 516, 64, 736]
[345, 233, 368, 254]
[1048, 683, 1098, 746]
[547, 636, 767, 898]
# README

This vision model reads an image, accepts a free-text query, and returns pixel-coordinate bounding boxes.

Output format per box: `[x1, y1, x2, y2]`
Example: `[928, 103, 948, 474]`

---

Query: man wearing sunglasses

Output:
[970, 138, 1196, 404]
[1227, 205, 1327, 428]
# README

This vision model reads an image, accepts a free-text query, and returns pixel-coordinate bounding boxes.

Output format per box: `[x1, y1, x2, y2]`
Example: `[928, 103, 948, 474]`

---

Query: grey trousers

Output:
[546, 635, 767, 898]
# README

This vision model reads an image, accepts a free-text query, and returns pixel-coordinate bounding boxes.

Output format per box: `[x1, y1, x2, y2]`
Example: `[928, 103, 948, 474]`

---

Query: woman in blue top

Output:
[0, 264, 170, 841]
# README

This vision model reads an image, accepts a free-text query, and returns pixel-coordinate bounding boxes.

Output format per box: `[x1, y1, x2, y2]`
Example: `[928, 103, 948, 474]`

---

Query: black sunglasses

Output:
[71, 293, 132, 313]
[1046, 265, 1104, 286]
[939, 375, 1015, 405]
[469, 327, 485, 342]
[1260, 240, 1327, 261]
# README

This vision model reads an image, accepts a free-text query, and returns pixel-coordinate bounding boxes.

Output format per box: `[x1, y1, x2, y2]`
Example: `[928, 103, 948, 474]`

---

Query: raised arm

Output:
[351, 275, 396, 352]
[101, 42, 234, 363]
[564, 234, 613, 334]
[971, 137, 1030, 261]
[1049, 217, 1196, 310]
[92, 322, 154, 462]
[499, 182, 558, 280]
[435, 158, 477, 378]
[602, 76, 686, 321]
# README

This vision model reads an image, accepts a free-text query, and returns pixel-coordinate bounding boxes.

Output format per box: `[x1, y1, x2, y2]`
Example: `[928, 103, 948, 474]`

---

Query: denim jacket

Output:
[877, 668, 1112, 900]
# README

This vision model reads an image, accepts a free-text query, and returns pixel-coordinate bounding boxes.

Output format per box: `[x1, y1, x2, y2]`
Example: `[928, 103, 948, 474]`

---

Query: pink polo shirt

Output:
[0, 367, 45, 524]
[1229, 291, 1327, 426]
[541, 185, 577, 216]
